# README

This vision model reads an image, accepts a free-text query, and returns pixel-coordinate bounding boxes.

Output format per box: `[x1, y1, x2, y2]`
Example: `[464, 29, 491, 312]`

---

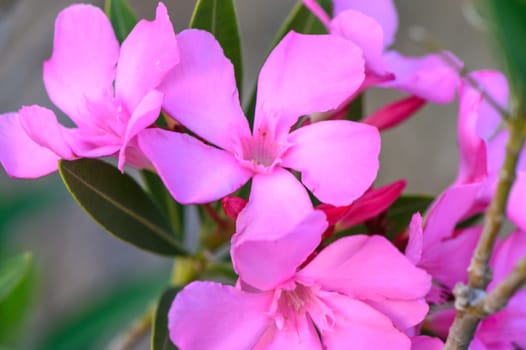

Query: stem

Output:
[202, 203, 228, 228]
[409, 26, 511, 119]
[108, 305, 155, 350]
[444, 116, 526, 350]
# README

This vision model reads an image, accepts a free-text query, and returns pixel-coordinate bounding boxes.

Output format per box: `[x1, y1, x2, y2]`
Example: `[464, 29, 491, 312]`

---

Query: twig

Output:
[108, 305, 155, 350]
[409, 26, 511, 120]
[443, 116, 526, 350]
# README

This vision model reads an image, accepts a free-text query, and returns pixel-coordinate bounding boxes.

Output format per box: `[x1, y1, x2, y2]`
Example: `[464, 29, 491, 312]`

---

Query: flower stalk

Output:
[444, 114, 526, 350]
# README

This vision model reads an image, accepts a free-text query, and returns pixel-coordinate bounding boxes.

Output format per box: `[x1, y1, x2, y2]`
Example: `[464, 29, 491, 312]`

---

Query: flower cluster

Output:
[1, 0, 525, 349]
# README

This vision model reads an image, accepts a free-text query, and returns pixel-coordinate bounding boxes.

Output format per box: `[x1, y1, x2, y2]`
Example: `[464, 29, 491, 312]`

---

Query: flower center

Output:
[271, 282, 335, 334]
[237, 127, 288, 173]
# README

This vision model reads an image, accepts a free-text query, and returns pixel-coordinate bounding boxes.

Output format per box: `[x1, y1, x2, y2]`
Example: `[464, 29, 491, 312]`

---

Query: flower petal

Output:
[160, 29, 250, 152]
[420, 226, 480, 289]
[411, 336, 444, 350]
[0, 113, 60, 178]
[333, 0, 398, 47]
[339, 180, 406, 229]
[169, 281, 272, 350]
[232, 210, 327, 291]
[319, 292, 411, 349]
[298, 235, 431, 303]
[138, 128, 251, 204]
[18, 105, 75, 159]
[235, 169, 314, 243]
[283, 120, 380, 206]
[254, 316, 322, 349]
[406, 213, 424, 266]
[382, 51, 462, 103]
[118, 90, 163, 170]
[43, 4, 118, 124]
[330, 9, 386, 75]
[424, 183, 483, 245]
[115, 3, 178, 112]
[254, 31, 364, 138]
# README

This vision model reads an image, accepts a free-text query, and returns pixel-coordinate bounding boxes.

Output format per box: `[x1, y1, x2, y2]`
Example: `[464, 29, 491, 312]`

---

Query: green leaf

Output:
[104, 0, 138, 43]
[190, 0, 243, 94]
[141, 170, 185, 240]
[0, 253, 31, 302]
[0, 262, 35, 345]
[244, 0, 332, 123]
[39, 274, 167, 350]
[487, 0, 526, 108]
[59, 159, 188, 256]
[386, 195, 434, 237]
[151, 288, 180, 350]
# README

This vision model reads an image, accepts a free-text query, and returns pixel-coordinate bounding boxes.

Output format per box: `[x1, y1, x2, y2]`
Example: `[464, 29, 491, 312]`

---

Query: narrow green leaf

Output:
[151, 288, 180, 350]
[0, 253, 31, 302]
[0, 263, 35, 344]
[244, 0, 332, 123]
[141, 170, 185, 239]
[487, 0, 526, 108]
[59, 159, 188, 256]
[190, 0, 243, 94]
[104, 0, 138, 43]
[386, 195, 434, 236]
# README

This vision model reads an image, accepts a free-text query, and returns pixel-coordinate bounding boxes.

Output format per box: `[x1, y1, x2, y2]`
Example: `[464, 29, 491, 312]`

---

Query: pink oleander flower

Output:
[138, 29, 380, 207]
[405, 185, 482, 304]
[168, 210, 431, 349]
[302, 0, 462, 129]
[423, 230, 526, 349]
[0, 2, 178, 178]
[455, 70, 526, 231]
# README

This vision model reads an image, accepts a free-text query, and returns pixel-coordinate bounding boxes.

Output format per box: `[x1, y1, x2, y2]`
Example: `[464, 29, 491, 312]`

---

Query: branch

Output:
[444, 116, 526, 350]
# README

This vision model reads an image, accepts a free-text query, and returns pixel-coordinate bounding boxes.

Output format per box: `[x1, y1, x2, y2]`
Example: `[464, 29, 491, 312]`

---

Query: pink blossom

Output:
[302, 0, 461, 130]
[0, 3, 178, 178]
[138, 29, 380, 207]
[169, 210, 431, 349]
[455, 70, 526, 231]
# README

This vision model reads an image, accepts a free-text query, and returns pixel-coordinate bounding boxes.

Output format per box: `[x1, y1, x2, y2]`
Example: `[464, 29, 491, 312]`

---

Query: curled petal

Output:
[115, 2, 179, 112]
[138, 129, 251, 204]
[161, 29, 250, 152]
[169, 282, 272, 350]
[43, 4, 118, 124]
[333, 0, 398, 47]
[405, 213, 423, 266]
[18, 105, 74, 159]
[255, 32, 364, 138]
[118, 90, 163, 170]
[0, 113, 60, 178]
[283, 120, 380, 206]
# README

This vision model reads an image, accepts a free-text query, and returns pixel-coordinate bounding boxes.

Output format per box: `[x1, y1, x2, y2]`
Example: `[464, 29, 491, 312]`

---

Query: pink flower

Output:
[405, 186, 482, 303]
[302, 0, 461, 130]
[168, 210, 431, 349]
[0, 3, 178, 178]
[138, 29, 380, 207]
[455, 70, 526, 231]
